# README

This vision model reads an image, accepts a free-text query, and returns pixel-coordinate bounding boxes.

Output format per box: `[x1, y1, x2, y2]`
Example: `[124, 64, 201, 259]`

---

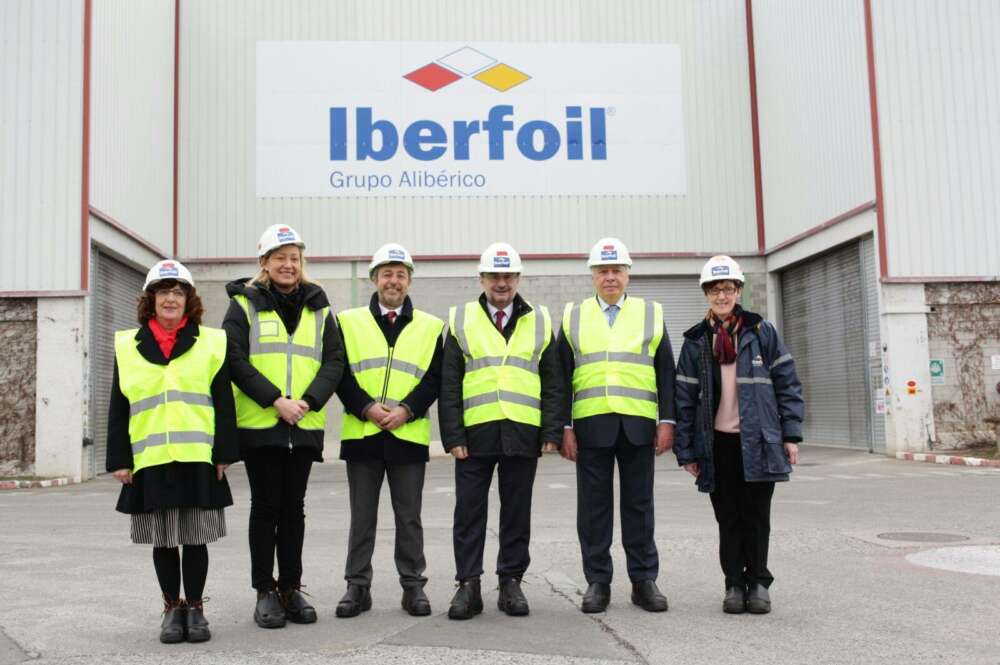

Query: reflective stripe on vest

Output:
[232, 294, 328, 431]
[114, 327, 226, 473]
[449, 301, 550, 428]
[337, 306, 444, 446]
[563, 296, 662, 421]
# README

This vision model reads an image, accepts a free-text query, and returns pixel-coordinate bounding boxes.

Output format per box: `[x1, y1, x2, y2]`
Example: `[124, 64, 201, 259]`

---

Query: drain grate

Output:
[877, 532, 969, 543]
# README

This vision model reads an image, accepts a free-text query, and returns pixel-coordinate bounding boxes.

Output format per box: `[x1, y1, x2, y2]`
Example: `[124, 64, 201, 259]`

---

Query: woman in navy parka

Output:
[673, 256, 804, 615]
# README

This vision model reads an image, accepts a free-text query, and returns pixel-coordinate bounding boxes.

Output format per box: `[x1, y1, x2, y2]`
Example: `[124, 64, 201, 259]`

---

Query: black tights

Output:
[152, 545, 208, 602]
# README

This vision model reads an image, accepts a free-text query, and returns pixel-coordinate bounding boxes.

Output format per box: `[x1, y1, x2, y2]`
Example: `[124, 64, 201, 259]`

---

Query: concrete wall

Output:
[0, 299, 37, 474]
[926, 282, 1000, 448]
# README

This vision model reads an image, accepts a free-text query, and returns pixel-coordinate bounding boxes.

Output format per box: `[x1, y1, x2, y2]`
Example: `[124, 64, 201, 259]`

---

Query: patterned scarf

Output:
[707, 306, 743, 365]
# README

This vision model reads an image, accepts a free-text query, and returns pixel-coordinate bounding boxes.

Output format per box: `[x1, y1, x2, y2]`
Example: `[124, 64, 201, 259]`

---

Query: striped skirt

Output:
[130, 507, 226, 548]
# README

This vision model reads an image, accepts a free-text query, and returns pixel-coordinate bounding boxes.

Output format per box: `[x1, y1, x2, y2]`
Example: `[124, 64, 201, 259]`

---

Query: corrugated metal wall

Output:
[873, 0, 1000, 278]
[0, 0, 84, 292]
[178, 0, 758, 259]
[90, 0, 175, 253]
[752, 0, 875, 248]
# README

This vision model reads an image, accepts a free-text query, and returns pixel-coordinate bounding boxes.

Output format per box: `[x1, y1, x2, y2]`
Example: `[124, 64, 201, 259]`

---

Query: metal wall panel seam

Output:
[81, 0, 93, 291]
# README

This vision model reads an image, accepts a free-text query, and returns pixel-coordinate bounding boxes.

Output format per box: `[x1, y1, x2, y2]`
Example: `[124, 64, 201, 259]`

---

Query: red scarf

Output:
[148, 316, 188, 359]
[707, 309, 742, 365]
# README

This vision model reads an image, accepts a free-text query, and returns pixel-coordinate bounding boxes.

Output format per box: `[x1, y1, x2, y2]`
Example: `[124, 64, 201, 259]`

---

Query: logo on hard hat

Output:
[159, 262, 179, 277]
[600, 245, 618, 261]
[711, 266, 730, 276]
[388, 249, 406, 261]
[493, 255, 511, 268]
[276, 227, 296, 243]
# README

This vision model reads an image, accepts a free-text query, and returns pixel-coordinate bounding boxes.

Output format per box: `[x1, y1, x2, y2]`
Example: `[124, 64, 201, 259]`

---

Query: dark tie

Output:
[386, 311, 397, 326]
[494, 310, 506, 332]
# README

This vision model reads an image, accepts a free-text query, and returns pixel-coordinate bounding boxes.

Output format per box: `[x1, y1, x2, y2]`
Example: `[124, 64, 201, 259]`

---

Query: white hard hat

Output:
[369, 243, 414, 276]
[478, 242, 523, 274]
[699, 255, 745, 286]
[257, 224, 305, 257]
[144, 260, 194, 291]
[588, 237, 632, 267]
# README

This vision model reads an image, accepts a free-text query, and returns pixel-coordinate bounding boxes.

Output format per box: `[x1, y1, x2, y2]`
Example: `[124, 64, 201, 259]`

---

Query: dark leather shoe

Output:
[497, 578, 529, 616]
[631, 580, 668, 612]
[747, 584, 771, 614]
[184, 599, 211, 642]
[159, 597, 186, 644]
[447, 578, 483, 620]
[281, 586, 317, 624]
[723, 586, 746, 614]
[254, 589, 287, 628]
[401, 586, 431, 616]
[581, 582, 611, 613]
[336, 584, 372, 618]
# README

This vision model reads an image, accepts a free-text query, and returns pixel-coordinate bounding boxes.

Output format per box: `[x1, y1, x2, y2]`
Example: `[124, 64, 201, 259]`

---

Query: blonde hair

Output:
[247, 247, 315, 288]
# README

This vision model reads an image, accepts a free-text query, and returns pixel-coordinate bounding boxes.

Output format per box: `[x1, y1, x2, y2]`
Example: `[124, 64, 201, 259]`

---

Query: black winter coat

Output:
[106, 321, 239, 514]
[438, 293, 566, 457]
[222, 279, 346, 461]
[335, 293, 443, 464]
[673, 308, 805, 493]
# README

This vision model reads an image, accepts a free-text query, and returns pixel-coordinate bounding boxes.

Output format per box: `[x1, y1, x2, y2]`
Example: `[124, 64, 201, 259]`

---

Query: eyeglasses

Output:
[155, 288, 187, 298]
[707, 286, 738, 297]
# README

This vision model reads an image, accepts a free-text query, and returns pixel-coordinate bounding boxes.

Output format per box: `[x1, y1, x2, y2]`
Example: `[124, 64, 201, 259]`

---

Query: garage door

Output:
[780, 238, 883, 450]
[628, 276, 708, 361]
[88, 250, 146, 476]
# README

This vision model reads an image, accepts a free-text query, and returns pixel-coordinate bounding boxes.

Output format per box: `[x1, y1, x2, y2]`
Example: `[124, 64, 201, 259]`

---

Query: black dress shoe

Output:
[185, 599, 211, 642]
[281, 586, 317, 624]
[497, 578, 529, 616]
[336, 584, 372, 618]
[159, 597, 186, 644]
[254, 589, 287, 628]
[401, 586, 431, 616]
[448, 578, 483, 620]
[747, 584, 771, 614]
[723, 586, 746, 614]
[631, 580, 668, 612]
[581, 582, 611, 613]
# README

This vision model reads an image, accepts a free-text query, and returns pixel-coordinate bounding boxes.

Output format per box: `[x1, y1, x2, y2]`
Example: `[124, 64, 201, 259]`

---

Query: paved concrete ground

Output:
[2, 446, 999, 665]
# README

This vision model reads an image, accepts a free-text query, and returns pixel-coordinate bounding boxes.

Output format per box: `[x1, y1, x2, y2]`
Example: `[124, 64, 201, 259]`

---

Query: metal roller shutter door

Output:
[89, 251, 145, 475]
[627, 276, 707, 361]
[780, 241, 870, 449]
[861, 236, 886, 451]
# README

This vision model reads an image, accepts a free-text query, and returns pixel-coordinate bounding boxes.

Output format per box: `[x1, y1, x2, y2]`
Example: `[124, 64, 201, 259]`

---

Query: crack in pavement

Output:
[0, 623, 39, 664]
[540, 571, 650, 665]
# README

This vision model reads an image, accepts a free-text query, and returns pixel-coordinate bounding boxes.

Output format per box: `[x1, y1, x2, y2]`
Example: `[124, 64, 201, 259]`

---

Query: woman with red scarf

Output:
[107, 260, 238, 643]
[673, 256, 804, 615]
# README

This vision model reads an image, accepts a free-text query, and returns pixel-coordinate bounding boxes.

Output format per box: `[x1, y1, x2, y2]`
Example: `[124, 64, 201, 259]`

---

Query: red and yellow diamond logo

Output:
[403, 46, 531, 92]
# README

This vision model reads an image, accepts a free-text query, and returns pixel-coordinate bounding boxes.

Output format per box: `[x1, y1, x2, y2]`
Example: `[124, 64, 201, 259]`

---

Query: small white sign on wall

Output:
[992, 355, 1000, 371]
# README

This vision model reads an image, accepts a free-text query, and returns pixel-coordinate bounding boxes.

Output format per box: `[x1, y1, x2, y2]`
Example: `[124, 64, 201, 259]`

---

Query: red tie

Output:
[386, 311, 397, 325]
[494, 310, 506, 332]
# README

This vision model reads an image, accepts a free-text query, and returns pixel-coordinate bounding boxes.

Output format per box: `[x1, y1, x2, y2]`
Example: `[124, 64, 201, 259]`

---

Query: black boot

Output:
[254, 586, 287, 628]
[281, 585, 317, 624]
[448, 578, 483, 620]
[159, 596, 186, 644]
[336, 584, 372, 618]
[497, 577, 529, 616]
[723, 586, 746, 614]
[747, 584, 771, 614]
[401, 586, 431, 616]
[185, 598, 211, 642]
[581, 582, 611, 613]
[631, 580, 668, 612]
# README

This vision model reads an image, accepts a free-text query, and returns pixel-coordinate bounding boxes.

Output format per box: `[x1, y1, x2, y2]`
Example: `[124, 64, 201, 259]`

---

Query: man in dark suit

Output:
[557, 237, 677, 613]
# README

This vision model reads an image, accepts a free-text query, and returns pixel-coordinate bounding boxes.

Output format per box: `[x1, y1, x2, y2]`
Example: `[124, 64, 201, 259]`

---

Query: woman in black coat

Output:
[107, 260, 238, 644]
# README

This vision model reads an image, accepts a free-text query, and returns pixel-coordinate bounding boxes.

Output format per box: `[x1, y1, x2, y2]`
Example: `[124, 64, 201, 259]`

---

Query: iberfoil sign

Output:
[256, 42, 686, 198]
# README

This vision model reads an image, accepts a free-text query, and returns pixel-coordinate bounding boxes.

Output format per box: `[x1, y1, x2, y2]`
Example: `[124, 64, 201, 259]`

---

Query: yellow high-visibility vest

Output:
[337, 306, 443, 446]
[449, 301, 550, 427]
[562, 296, 663, 421]
[231, 294, 328, 431]
[114, 326, 226, 473]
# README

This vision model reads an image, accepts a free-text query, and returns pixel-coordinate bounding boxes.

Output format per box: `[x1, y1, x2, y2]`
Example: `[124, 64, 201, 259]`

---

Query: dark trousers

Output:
[576, 430, 658, 584]
[243, 447, 314, 591]
[453, 454, 538, 582]
[344, 459, 427, 589]
[709, 431, 775, 590]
